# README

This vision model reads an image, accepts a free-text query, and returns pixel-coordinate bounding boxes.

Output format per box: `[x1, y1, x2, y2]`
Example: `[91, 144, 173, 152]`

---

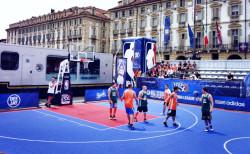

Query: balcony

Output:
[127, 28, 133, 34]
[113, 30, 119, 35]
[176, 46, 190, 53]
[120, 29, 126, 35]
[152, 26, 157, 31]
[228, 43, 239, 51]
[139, 28, 145, 33]
[90, 34, 96, 40]
[68, 34, 82, 40]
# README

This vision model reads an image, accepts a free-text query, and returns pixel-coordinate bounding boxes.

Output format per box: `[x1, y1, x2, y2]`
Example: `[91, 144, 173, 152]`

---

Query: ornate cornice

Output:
[229, 0, 242, 5]
[177, 7, 188, 13]
[164, 10, 173, 16]
[228, 23, 242, 29]
[210, 2, 222, 8]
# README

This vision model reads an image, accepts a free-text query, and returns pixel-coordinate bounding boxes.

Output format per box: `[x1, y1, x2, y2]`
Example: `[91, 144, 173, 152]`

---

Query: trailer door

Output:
[21, 55, 34, 85]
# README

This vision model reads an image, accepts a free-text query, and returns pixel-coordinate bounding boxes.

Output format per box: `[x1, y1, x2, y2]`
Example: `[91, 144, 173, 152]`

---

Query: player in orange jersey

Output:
[163, 86, 179, 127]
[121, 84, 137, 130]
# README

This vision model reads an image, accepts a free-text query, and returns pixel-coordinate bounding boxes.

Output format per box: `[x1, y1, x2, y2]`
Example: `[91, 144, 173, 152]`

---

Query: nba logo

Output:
[146, 43, 156, 70]
[124, 42, 135, 81]
[64, 80, 69, 90]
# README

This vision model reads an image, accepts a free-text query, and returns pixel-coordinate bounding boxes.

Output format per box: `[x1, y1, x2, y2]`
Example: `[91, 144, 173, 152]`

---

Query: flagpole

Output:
[193, 0, 196, 60]
[206, 0, 207, 50]
[244, 0, 247, 59]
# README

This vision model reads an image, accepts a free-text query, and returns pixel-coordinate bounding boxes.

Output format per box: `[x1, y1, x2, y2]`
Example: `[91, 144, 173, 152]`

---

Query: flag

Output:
[188, 24, 194, 49]
[216, 21, 223, 46]
[164, 16, 170, 46]
[203, 24, 208, 48]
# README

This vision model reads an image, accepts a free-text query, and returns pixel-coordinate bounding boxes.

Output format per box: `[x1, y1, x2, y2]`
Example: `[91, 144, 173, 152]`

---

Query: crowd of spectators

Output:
[146, 61, 200, 80]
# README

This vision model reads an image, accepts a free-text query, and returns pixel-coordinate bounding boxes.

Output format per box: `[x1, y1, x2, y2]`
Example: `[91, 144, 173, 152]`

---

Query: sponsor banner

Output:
[0, 92, 39, 110]
[137, 77, 250, 112]
[116, 58, 127, 88]
[146, 89, 250, 112]
[85, 89, 109, 102]
[244, 73, 250, 98]
[85, 88, 140, 102]
[137, 77, 243, 98]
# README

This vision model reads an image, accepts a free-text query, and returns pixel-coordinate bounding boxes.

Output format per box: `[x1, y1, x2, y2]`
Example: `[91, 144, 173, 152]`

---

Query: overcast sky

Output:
[0, 0, 118, 39]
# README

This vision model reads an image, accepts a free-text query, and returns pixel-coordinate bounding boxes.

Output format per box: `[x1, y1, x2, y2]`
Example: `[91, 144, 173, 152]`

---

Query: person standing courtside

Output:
[201, 87, 214, 132]
[163, 86, 179, 127]
[121, 84, 137, 130]
[134, 86, 148, 122]
[46, 77, 57, 108]
[108, 82, 120, 120]
[162, 84, 171, 115]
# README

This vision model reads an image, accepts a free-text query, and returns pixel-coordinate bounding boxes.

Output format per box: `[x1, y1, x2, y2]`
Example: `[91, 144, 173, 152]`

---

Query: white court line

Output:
[34, 110, 108, 131]
[0, 108, 198, 144]
[224, 137, 250, 154]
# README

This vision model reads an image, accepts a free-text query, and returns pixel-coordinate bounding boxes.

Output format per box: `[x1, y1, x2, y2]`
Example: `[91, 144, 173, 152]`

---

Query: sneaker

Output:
[130, 125, 135, 130]
[163, 121, 168, 127]
[134, 118, 138, 122]
[144, 119, 147, 123]
[109, 116, 113, 120]
[209, 125, 214, 131]
[112, 116, 116, 120]
[173, 123, 179, 127]
[160, 113, 165, 116]
[204, 128, 209, 132]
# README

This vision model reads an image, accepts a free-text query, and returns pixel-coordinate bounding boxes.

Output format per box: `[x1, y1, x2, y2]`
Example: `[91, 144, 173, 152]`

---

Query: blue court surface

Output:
[0, 100, 249, 154]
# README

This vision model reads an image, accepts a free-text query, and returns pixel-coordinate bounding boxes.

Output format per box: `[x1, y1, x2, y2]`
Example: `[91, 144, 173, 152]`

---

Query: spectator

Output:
[227, 72, 234, 81]
[195, 71, 201, 79]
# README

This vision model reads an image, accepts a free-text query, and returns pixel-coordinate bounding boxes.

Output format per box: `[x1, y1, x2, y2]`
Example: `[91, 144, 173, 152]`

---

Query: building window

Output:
[231, 5, 239, 17]
[79, 18, 82, 24]
[212, 31, 218, 48]
[114, 23, 119, 30]
[79, 28, 82, 35]
[122, 10, 125, 17]
[152, 17, 158, 27]
[166, 2, 171, 9]
[74, 19, 77, 25]
[212, 8, 219, 20]
[141, 7, 145, 14]
[196, 11, 203, 21]
[179, 33, 186, 50]
[129, 9, 133, 16]
[196, 32, 202, 48]
[231, 29, 239, 47]
[179, 13, 186, 24]
[140, 19, 146, 28]
[92, 27, 96, 36]
[1, 52, 19, 70]
[153, 4, 158, 12]
[115, 12, 119, 18]
[113, 40, 118, 50]
[196, 0, 202, 4]
[180, 0, 186, 7]
[128, 20, 133, 29]
[121, 22, 126, 30]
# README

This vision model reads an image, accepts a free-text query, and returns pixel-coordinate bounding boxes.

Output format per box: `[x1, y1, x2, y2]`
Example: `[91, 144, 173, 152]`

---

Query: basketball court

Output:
[0, 99, 249, 154]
